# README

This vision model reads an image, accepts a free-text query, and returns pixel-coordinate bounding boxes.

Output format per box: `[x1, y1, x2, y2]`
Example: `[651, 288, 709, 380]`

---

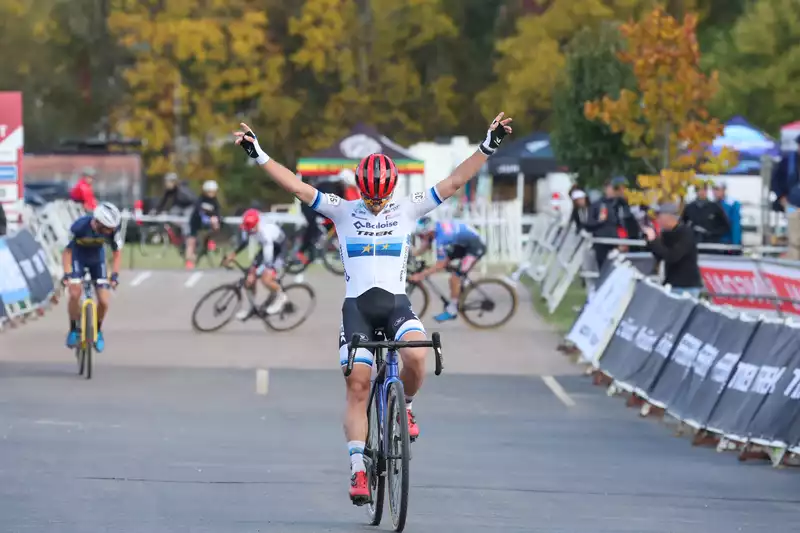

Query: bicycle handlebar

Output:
[344, 332, 444, 377]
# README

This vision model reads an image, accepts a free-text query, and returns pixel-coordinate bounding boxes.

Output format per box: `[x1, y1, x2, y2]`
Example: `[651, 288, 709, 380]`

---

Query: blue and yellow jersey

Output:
[434, 221, 481, 260]
[67, 215, 121, 264]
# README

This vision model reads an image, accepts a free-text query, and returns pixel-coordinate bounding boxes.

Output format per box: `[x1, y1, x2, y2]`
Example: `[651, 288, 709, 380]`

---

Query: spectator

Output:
[713, 182, 742, 253]
[69, 167, 98, 212]
[569, 189, 589, 232]
[643, 202, 703, 298]
[0, 201, 6, 236]
[771, 134, 800, 258]
[584, 180, 622, 270]
[681, 183, 730, 246]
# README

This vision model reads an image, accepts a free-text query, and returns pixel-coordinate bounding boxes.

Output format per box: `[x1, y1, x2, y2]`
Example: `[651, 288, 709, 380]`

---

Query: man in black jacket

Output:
[643, 202, 703, 297]
[681, 184, 730, 246]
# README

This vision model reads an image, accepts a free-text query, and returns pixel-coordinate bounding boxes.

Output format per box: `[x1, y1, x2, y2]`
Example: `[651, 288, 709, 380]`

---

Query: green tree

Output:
[288, 0, 459, 151]
[551, 22, 639, 187]
[478, 0, 654, 131]
[707, 0, 800, 133]
[108, 0, 294, 183]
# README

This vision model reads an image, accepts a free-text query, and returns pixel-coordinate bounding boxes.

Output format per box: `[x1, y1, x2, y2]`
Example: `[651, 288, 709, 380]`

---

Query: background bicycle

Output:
[139, 220, 235, 267]
[283, 218, 343, 276]
[191, 259, 316, 333]
[405, 258, 518, 329]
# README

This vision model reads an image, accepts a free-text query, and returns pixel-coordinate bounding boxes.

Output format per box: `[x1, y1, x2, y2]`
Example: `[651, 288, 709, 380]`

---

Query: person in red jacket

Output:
[69, 167, 98, 212]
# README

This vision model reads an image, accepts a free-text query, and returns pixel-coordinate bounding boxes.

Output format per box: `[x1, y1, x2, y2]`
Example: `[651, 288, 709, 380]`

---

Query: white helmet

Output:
[202, 180, 218, 193]
[93, 202, 122, 229]
[164, 172, 178, 184]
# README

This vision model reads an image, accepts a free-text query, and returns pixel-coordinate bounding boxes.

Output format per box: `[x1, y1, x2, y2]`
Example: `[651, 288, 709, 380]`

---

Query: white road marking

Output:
[256, 369, 269, 396]
[34, 419, 83, 427]
[130, 271, 152, 287]
[541, 376, 576, 407]
[185, 272, 203, 288]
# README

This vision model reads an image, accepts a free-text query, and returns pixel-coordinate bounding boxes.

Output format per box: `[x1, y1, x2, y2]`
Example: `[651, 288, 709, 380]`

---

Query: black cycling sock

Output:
[97, 320, 102, 332]
[70, 320, 77, 331]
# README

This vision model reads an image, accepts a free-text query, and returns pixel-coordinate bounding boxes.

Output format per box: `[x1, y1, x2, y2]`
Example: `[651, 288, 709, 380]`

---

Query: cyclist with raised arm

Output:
[222, 208, 288, 320]
[233, 112, 512, 504]
[62, 202, 122, 353]
[410, 217, 486, 322]
[185, 180, 221, 269]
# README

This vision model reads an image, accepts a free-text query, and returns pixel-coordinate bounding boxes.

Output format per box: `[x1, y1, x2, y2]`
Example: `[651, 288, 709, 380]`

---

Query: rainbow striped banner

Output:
[297, 158, 424, 177]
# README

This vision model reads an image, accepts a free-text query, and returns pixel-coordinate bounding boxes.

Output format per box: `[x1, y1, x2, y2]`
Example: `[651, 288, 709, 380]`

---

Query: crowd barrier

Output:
[567, 258, 800, 467]
[513, 213, 798, 316]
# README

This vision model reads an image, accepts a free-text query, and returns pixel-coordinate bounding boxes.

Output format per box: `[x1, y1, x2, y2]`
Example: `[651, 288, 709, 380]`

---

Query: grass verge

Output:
[522, 276, 586, 334]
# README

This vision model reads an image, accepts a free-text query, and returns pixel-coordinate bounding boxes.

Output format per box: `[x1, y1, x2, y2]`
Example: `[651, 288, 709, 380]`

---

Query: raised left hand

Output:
[479, 112, 514, 155]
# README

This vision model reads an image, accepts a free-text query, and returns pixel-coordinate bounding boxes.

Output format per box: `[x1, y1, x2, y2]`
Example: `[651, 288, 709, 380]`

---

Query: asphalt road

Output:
[1, 269, 798, 532]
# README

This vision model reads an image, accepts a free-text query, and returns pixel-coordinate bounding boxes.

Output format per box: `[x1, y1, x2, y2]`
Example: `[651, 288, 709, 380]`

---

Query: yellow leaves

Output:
[585, 4, 731, 195]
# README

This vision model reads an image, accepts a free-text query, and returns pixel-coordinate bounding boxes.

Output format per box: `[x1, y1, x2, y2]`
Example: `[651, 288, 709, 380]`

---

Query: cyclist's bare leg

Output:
[259, 269, 280, 293]
[67, 282, 82, 324]
[96, 287, 112, 329]
[448, 272, 461, 306]
[185, 236, 197, 263]
[398, 330, 427, 398]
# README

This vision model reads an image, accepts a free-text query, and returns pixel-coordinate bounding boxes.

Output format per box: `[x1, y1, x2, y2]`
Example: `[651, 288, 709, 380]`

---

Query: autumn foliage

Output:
[584, 5, 738, 206]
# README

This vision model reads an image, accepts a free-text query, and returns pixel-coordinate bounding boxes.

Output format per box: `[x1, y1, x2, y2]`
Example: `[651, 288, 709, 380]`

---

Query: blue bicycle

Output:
[344, 330, 443, 532]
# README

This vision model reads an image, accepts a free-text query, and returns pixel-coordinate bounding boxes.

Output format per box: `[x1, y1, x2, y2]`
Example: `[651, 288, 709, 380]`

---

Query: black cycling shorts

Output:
[445, 238, 486, 275]
[338, 287, 425, 367]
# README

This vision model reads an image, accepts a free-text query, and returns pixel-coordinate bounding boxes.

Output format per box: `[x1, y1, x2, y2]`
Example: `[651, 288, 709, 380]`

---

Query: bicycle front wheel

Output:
[321, 233, 344, 276]
[264, 283, 316, 332]
[365, 382, 385, 525]
[386, 380, 410, 532]
[459, 278, 518, 330]
[83, 305, 94, 380]
[191, 285, 242, 332]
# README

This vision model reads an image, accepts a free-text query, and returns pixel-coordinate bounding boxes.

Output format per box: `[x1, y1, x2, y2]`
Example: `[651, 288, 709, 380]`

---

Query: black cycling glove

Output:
[479, 119, 510, 156]
[238, 127, 270, 165]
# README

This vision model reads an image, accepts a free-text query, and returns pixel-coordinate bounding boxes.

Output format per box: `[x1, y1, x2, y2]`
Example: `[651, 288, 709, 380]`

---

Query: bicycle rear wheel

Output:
[191, 285, 242, 332]
[386, 380, 410, 532]
[405, 281, 429, 319]
[365, 382, 385, 525]
[264, 283, 316, 332]
[321, 233, 344, 276]
[83, 306, 94, 380]
[459, 278, 518, 329]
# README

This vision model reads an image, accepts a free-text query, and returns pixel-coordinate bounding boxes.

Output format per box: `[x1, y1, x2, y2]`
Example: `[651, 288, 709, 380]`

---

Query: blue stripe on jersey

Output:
[345, 237, 405, 258]
[431, 186, 443, 205]
[310, 191, 321, 210]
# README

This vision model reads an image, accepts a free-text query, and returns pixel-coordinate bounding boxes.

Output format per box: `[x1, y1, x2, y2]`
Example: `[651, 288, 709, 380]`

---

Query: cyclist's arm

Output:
[155, 190, 172, 212]
[416, 244, 449, 278]
[109, 229, 123, 273]
[62, 245, 73, 276]
[434, 150, 489, 203]
[260, 159, 318, 206]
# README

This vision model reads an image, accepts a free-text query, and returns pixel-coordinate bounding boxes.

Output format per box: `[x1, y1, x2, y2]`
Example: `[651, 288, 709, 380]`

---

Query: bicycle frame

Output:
[368, 335, 403, 465]
[79, 276, 98, 346]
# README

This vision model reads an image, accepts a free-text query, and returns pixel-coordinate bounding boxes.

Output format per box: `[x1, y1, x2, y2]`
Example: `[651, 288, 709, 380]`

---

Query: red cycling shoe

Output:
[407, 409, 420, 440]
[349, 471, 369, 505]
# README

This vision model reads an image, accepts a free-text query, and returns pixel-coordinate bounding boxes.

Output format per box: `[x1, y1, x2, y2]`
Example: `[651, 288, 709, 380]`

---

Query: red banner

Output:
[0, 92, 23, 228]
[699, 258, 800, 315]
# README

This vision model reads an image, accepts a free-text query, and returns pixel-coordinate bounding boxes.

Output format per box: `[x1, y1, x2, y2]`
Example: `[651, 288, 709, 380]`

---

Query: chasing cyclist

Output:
[233, 112, 512, 504]
[185, 180, 221, 269]
[222, 208, 288, 320]
[62, 202, 122, 353]
[410, 217, 486, 322]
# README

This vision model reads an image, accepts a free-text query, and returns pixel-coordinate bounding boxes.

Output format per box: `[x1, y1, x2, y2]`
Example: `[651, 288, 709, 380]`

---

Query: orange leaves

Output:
[584, 5, 737, 202]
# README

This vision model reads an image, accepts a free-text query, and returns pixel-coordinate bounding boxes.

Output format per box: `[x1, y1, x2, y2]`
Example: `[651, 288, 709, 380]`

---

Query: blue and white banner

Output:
[0, 237, 31, 309]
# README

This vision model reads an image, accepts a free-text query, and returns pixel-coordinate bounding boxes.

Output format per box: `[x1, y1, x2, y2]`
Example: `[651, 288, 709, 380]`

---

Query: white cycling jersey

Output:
[253, 219, 285, 247]
[309, 185, 444, 298]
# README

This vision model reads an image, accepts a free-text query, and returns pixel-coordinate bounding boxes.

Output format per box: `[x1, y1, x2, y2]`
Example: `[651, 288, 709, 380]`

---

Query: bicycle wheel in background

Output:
[139, 225, 168, 258]
[458, 278, 518, 330]
[386, 380, 410, 532]
[405, 281, 429, 319]
[365, 383, 385, 525]
[191, 285, 242, 332]
[83, 304, 94, 380]
[264, 283, 316, 331]
[322, 233, 344, 276]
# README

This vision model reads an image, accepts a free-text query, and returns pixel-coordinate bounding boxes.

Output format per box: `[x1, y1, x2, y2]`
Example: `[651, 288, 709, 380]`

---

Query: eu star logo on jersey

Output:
[345, 236, 404, 258]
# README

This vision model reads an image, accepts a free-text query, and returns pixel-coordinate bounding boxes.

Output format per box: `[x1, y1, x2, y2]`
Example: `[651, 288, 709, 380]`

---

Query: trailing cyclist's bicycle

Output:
[191, 259, 316, 332]
[139, 219, 234, 266]
[73, 271, 98, 380]
[405, 259, 518, 329]
[284, 219, 343, 276]
[344, 331, 443, 532]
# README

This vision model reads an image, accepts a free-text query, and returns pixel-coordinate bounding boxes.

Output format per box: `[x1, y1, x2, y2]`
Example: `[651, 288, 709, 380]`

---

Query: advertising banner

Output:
[0, 236, 31, 310]
[0, 92, 23, 230]
[5, 229, 54, 305]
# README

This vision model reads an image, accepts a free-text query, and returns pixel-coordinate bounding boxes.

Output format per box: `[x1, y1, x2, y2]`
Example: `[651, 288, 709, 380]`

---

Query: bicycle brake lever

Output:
[345, 333, 361, 377]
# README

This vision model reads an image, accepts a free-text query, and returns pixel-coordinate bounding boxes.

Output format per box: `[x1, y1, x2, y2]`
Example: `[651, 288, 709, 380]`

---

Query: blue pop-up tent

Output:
[711, 116, 779, 174]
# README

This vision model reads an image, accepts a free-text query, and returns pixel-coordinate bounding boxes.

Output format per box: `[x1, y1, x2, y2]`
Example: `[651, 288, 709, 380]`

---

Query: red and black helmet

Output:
[240, 208, 260, 231]
[355, 154, 398, 200]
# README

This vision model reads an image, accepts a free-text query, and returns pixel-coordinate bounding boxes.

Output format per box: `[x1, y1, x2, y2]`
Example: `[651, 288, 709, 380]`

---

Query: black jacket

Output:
[156, 181, 197, 211]
[648, 223, 702, 289]
[681, 199, 730, 244]
[0, 201, 6, 236]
